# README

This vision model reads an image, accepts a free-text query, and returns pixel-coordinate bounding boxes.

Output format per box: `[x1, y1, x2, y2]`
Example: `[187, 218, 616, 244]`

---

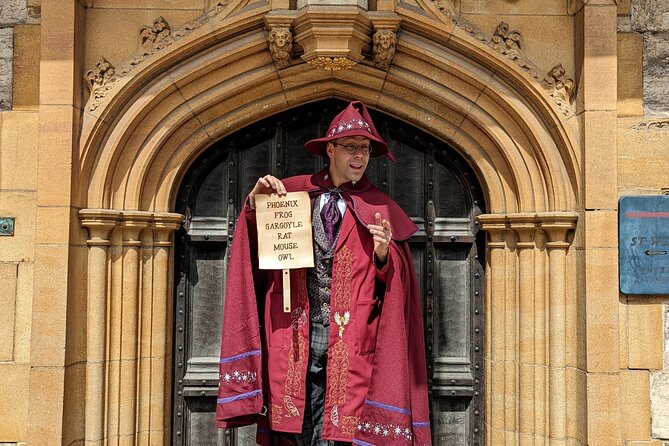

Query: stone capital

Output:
[80, 209, 122, 245]
[537, 212, 578, 250]
[477, 214, 507, 248]
[369, 12, 401, 32]
[152, 212, 184, 246]
[479, 212, 578, 250]
[119, 211, 152, 245]
[582, 0, 621, 4]
[81, 209, 183, 246]
[507, 214, 538, 249]
[264, 11, 295, 29]
[293, 6, 372, 70]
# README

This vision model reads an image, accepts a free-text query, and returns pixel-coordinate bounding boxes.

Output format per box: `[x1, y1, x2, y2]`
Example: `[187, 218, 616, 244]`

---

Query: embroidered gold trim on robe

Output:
[327, 247, 353, 412]
[340, 415, 360, 435]
[283, 268, 308, 411]
[284, 332, 306, 397]
[332, 247, 352, 310]
[270, 404, 283, 425]
[328, 339, 350, 406]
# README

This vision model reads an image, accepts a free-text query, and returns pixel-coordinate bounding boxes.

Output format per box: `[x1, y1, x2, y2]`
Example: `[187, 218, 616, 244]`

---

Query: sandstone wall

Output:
[617, 0, 669, 443]
[0, 110, 38, 443]
[0, 0, 40, 442]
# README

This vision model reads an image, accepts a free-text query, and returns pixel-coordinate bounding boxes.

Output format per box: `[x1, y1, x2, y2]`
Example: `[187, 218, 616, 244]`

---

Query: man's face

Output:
[326, 135, 371, 186]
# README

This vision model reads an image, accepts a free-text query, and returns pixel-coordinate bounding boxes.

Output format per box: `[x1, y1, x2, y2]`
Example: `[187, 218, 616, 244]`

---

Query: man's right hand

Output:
[248, 175, 287, 209]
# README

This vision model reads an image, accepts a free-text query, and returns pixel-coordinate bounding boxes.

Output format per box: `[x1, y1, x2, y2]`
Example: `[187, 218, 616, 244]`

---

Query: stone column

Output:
[510, 216, 538, 446]
[479, 212, 577, 444]
[118, 213, 151, 446]
[80, 210, 121, 446]
[79, 209, 183, 445]
[80, 209, 182, 446]
[534, 229, 548, 443]
[478, 215, 507, 445]
[149, 215, 181, 444]
[107, 225, 123, 446]
[137, 227, 154, 446]
[541, 217, 577, 446]
[502, 228, 518, 445]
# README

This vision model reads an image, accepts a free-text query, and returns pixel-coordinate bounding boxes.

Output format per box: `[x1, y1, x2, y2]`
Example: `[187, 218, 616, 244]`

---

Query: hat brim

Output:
[304, 131, 394, 161]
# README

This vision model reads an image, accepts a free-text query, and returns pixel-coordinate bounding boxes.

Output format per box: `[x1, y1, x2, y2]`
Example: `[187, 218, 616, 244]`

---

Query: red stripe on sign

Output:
[625, 212, 669, 218]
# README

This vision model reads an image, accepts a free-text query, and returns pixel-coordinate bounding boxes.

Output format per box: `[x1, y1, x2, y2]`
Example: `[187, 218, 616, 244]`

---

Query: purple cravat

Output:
[320, 192, 342, 248]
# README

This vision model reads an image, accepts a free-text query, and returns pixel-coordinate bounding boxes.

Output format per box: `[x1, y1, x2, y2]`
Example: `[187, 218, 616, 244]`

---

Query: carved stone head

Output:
[97, 57, 112, 73]
[493, 22, 509, 39]
[269, 28, 292, 50]
[549, 63, 566, 80]
[506, 30, 522, 49]
[373, 30, 395, 51]
[140, 25, 154, 44]
[153, 17, 170, 33]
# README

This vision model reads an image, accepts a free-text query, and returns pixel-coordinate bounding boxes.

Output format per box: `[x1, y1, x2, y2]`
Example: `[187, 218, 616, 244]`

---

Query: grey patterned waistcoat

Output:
[306, 197, 342, 326]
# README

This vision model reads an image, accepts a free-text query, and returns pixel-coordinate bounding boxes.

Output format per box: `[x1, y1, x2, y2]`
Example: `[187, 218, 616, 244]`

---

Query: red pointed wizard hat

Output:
[304, 101, 394, 161]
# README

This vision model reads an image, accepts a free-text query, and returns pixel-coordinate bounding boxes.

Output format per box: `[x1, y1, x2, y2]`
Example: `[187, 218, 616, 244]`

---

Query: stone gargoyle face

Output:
[270, 29, 291, 48]
[374, 31, 394, 51]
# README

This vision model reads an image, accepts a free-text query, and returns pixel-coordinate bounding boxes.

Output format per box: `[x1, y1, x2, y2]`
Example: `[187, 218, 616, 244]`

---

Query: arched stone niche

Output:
[78, 1, 582, 444]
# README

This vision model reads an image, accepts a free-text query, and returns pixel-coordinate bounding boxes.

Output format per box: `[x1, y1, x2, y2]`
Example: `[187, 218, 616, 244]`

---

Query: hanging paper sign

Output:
[255, 191, 314, 270]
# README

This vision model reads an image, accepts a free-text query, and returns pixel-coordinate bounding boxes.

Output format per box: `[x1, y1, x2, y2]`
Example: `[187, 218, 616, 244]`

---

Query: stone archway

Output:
[77, 3, 581, 445]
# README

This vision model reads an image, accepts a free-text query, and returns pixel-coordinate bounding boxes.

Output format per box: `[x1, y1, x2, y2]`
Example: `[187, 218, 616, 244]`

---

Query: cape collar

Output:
[282, 169, 418, 241]
[310, 168, 372, 196]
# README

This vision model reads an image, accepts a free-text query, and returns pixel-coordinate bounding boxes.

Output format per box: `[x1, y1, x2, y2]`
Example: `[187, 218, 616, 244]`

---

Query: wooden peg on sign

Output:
[283, 269, 291, 312]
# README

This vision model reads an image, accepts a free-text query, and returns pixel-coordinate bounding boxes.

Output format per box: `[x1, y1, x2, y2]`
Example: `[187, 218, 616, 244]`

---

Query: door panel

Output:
[433, 398, 470, 445]
[434, 163, 469, 218]
[193, 162, 229, 217]
[434, 246, 470, 360]
[174, 99, 486, 445]
[239, 140, 275, 202]
[185, 397, 227, 446]
[190, 245, 226, 359]
[387, 142, 424, 217]
[283, 118, 324, 176]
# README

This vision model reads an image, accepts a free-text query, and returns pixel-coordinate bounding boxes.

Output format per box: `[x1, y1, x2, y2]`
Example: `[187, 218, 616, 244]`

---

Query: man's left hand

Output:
[367, 212, 392, 265]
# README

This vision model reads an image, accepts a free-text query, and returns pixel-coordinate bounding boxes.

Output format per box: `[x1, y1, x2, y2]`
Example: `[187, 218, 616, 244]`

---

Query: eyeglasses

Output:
[331, 142, 372, 155]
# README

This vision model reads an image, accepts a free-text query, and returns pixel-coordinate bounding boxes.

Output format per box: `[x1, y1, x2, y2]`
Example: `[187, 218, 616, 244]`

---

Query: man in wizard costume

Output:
[216, 100, 432, 446]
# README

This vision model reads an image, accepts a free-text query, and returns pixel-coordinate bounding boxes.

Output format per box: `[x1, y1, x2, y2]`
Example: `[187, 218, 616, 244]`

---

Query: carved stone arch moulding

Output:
[78, 3, 580, 217]
[83, 0, 578, 119]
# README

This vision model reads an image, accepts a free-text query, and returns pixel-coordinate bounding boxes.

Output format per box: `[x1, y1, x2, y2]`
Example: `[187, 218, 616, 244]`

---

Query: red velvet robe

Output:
[216, 170, 432, 446]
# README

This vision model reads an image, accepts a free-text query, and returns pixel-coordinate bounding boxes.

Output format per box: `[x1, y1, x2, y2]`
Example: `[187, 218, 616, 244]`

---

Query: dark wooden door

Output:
[173, 99, 486, 445]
